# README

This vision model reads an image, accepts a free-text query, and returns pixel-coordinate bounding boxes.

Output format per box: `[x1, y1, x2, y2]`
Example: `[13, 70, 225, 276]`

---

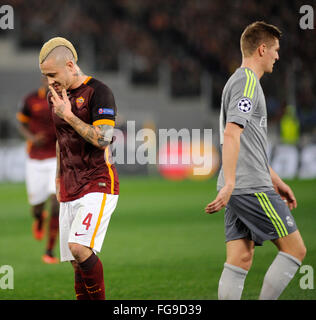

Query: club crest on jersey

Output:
[98, 108, 114, 115]
[238, 97, 252, 113]
[76, 96, 85, 108]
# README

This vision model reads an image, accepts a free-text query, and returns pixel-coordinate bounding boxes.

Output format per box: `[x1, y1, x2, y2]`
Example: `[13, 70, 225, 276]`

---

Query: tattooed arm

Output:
[49, 86, 113, 149]
[63, 115, 113, 149]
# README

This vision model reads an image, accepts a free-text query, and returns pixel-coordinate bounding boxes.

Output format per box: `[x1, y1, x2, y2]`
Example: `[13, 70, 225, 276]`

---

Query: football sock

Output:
[79, 252, 105, 300]
[34, 211, 45, 231]
[74, 268, 90, 300]
[259, 251, 301, 300]
[218, 263, 248, 300]
[47, 215, 59, 254]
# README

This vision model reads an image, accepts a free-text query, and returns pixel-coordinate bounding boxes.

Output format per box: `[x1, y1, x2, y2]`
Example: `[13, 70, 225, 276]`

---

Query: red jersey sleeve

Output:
[90, 83, 117, 127]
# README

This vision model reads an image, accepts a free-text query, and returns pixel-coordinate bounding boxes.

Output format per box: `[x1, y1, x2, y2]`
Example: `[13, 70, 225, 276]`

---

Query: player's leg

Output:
[43, 194, 59, 263]
[257, 191, 306, 299]
[68, 243, 105, 299]
[218, 238, 254, 300]
[31, 202, 46, 240]
[272, 229, 306, 261]
[70, 260, 91, 300]
[59, 202, 91, 299]
[42, 158, 59, 263]
[259, 230, 306, 300]
[25, 158, 51, 241]
[67, 193, 118, 300]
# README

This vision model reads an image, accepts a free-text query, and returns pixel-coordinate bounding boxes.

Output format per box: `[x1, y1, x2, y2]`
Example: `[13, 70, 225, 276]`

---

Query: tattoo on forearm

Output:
[66, 115, 113, 149]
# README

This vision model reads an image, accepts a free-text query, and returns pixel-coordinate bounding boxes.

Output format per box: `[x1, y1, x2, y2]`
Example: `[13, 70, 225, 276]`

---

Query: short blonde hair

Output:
[39, 37, 78, 64]
[240, 21, 281, 57]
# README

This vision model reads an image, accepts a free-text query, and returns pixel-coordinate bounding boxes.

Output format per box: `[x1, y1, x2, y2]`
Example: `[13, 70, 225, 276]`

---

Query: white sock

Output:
[218, 263, 248, 300]
[259, 251, 301, 300]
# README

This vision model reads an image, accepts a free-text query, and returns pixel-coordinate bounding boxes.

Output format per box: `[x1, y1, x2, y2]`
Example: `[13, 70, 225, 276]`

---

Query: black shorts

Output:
[225, 190, 298, 246]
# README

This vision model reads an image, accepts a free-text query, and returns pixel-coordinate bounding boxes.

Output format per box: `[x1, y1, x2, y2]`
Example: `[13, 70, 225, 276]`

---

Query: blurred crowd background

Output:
[4, 0, 315, 129]
[0, 0, 315, 180]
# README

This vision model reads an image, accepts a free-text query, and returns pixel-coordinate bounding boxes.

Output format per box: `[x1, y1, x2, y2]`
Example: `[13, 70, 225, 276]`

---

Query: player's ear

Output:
[258, 44, 266, 57]
[65, 60, 75, 71]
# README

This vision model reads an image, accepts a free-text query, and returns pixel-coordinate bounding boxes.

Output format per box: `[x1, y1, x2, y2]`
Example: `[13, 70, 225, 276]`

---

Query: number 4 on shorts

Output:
[82, 213, 93, 230]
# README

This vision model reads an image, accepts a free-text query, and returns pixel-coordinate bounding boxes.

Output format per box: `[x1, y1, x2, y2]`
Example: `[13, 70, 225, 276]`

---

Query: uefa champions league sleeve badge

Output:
[238, 98, 252, 113]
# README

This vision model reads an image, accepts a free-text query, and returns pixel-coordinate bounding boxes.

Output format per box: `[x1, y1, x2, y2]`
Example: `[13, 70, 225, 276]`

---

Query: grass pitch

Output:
[0, 177, 315, 300]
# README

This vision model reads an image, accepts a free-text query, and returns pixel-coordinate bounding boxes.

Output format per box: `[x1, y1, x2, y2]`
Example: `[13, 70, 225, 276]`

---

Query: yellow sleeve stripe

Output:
[92, 119, 115, 126]
[243, 69, 250, 97]
[243, 69, 256, 99]
[16, 112, 30, 123]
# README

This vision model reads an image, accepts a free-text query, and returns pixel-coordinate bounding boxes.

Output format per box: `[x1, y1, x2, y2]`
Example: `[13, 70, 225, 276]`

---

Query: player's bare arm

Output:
[49, 86, 113, 149]
[205, 122, 243, 214]
[269, 166, 297, 210]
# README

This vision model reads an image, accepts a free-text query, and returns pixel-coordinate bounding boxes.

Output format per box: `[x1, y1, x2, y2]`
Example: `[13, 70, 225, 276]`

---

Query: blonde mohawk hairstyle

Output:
[39, 37, 78, 64]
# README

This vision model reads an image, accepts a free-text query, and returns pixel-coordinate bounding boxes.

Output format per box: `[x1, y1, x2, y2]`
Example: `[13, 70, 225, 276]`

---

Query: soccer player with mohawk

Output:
[39, 37, 119, 300]
[205, 22, 306, 300]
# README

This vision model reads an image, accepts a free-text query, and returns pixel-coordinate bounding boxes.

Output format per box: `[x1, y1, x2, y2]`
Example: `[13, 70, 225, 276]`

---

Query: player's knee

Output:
[240, 250, 254, 270]
[297, 244, 307, 262]
[227, 250, 254, 271]
[69, 242, 92, 263]
[68, 243, 83, 261]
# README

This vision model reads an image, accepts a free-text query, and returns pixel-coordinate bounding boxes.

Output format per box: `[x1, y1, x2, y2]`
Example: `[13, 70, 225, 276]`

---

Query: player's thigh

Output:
[226, 238, 255, 270]
[69, 193, 118, 252]
[272, 230, 306, 262]
[25, 158, 52, 205]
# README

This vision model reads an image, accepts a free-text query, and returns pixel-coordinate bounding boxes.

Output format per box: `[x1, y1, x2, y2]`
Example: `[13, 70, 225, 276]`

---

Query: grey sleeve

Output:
[226, 70, 258, 128]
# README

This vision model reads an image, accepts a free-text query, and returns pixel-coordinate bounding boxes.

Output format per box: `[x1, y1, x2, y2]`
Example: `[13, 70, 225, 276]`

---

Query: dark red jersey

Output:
[48, 76, 119, 202]
[17, 87, 56, 160]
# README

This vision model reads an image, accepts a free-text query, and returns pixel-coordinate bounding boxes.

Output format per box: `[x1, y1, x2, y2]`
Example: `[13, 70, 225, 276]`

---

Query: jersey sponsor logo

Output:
[98, 107, 114, 115]
[238, 97, 252, 113]
[76, 96, 85, 108]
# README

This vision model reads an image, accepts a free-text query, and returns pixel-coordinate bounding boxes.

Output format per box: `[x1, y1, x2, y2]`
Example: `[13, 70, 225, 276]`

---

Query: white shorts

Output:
[59, 192, 118, 262]
[25, 157, 57, 206]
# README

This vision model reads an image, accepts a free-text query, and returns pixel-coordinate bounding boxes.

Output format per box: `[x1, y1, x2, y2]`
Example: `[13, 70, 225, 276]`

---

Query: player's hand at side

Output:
[205, 184, 233, 214]
[49, 86, 72, 120]
[275, 182, 297, 210]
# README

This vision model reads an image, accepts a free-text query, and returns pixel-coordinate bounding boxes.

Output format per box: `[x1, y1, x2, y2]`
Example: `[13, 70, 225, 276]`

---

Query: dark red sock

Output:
[79, 253, 105, 300]
[47, 215, 59, 253]
[74, 269, 91, 300]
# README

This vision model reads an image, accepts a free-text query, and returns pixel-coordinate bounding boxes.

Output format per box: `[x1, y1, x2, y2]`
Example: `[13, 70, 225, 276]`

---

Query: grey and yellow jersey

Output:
[217, 67, 274, 195]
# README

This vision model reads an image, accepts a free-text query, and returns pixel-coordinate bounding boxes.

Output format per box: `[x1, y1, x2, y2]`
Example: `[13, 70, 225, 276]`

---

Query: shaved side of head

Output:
[44, 45, 76, 66]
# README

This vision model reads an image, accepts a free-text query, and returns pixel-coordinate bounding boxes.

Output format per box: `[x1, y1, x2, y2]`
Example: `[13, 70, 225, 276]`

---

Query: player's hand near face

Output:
[205, 184, 234, 214]
[49, 86, 73, 120]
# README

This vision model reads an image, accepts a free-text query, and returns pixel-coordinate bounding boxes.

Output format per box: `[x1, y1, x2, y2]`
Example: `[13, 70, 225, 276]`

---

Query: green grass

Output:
[0, 177, 315, 300]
